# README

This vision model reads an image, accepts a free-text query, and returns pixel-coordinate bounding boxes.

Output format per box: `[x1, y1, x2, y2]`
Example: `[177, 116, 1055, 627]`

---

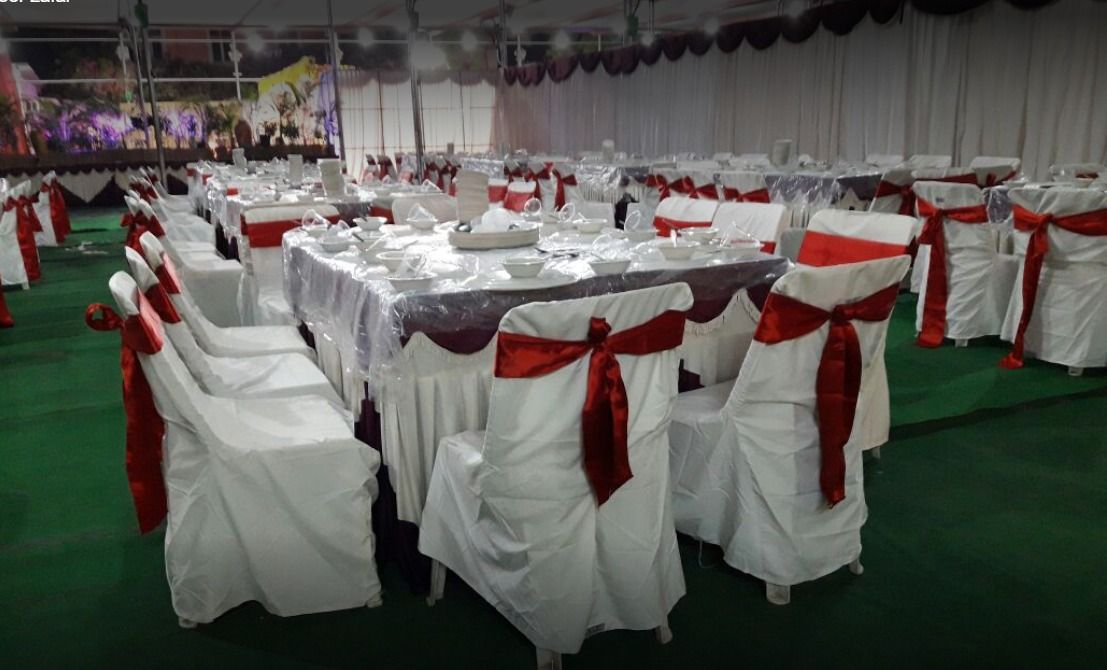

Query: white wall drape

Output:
[337, 70, 497, 176]
[495, 1, 1107, 179]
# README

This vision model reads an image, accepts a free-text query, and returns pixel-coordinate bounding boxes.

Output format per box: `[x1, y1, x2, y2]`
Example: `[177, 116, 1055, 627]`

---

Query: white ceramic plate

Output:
[465, 270, 578, 292]
[448, 226, 541, 250]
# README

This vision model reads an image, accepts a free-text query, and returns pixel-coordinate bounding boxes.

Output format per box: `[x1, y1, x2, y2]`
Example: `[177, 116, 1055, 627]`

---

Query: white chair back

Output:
[653, 196, 719, 235]
[711, 202, 789, 250]
[865, 154, 904, 168]
[798, 210, 916, 266]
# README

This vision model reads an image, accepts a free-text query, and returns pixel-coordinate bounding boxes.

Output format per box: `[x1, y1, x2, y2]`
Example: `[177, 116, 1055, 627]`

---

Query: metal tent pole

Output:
[326, 0, 347, 164]
[125, 22, 150, 148]
[140, 26, 167, 183]
[406, 0, 426, 179]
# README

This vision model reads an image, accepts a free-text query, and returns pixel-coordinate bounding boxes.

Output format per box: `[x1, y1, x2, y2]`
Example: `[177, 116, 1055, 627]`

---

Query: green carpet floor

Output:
[2, 209, 1105, 668]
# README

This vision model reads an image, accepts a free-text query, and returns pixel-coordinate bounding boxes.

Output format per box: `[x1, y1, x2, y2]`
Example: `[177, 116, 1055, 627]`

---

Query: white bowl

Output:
[355, 216, 386, 232]
[304, 226, 327, 239]
[375, 250, 408, 272]
[657, 241, 699, 261]
[683, 227, 720, 243]
[387, 273, 435, 292]
[319, 238, 350, 253]
[501, 255, 547, 278]
[589, 257, 631, 276]
[408, 218, 439, 232]
[575, 219, 606, 234]
[623, 229, 657, 243]
[720, 240, 764, 260]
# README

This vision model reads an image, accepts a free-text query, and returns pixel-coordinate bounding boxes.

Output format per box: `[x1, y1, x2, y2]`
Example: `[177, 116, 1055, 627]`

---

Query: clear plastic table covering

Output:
[284, 225, 788, 403]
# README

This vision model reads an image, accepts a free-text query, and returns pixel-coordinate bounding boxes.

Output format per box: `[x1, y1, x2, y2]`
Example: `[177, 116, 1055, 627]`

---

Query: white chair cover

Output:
[669, 257, 909, 588]
[866, 154, 904, 168]
[1000, 187, 1107, 369]
[969, 156, 1021, 185]
[105, 271, 381, 624]
[239, 203, 339, 326]
[33, 180, 57, 247]
[1048, 163, 1103, 180]
[419, 284, 693, 655]
[124, 247, 339, 403]
[137, 233, 312, 360]
[653, 196, 719, 235]
[718, 170, 770, 201]
[907, 154, 953, 168]
[0, 188, 29, 287]
[711, 202, 790, 251]
[869, 167, 915, 214]
[912, 182, 1019, 342]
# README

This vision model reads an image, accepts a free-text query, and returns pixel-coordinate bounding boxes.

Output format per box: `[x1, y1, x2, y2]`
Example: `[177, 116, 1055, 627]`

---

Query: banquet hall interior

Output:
[1, 0, 1106, 667]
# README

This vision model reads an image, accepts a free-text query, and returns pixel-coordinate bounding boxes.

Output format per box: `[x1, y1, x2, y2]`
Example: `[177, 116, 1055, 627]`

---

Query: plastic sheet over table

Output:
[284, 225, 789, 405]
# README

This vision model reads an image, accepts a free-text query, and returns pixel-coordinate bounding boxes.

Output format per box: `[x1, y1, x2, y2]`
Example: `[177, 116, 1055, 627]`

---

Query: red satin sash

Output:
[85, 297, 168, 533]
[6, 197, 41, 281]
[722, 187, 771, 203]
[693, 183, 719, 200]
[154, 252, 184, 295]
[495, 310, 687, 505]
[754, 283, 900, 505]
[242, 213, 343, 248]
[982, 170, 1017, 188]
[123, 211, 167, 251]
[915, 198, 989, 348]
[49, 181, 71, 240]
[0, 271, 13, 327]
[645, 174, 670, 201]
[999, 204, 1107, 369]
[761, 241, 777, 254]
[653, 215, 712, 236]
[796, 230, 909, 267]
[668, 176, 695, 197]
[554, 171, 578, 210]
[873, 180, 916, 216]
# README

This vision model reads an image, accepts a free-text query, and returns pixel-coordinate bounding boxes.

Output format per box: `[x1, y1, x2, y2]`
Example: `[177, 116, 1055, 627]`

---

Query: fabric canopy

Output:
[494, 0, 1107, 180]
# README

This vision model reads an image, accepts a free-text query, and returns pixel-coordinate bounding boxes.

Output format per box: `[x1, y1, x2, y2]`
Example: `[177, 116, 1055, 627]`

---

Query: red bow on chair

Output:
[721, 187, 771, 203]
[692, 182, 719, 200]
[49, 180, 71, 240]
[873, 180, 916, 216]
[123, 211, 166, 251]
[668, 176, 696, 197]
[915, 198, 989, 348]
[85, 297, 168, 533]
[495, 310, 687, 505]
[6, 197, 41, 281]
[645, 174, 670, 201]
[553, 170, 578, 210]
[999, 204, 1107, 369]
[754, 283, 901, 506]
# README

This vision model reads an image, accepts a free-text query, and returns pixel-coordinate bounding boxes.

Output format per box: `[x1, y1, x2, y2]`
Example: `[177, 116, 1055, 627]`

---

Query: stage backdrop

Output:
[494, 0, 1107, 180]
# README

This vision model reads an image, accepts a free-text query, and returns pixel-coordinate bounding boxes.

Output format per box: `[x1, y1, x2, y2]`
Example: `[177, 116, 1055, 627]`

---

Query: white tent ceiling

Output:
[0, 0, 786, 32]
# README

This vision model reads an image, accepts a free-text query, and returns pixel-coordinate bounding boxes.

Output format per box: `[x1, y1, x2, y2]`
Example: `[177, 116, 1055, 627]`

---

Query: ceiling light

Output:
[358, 28, 374, 47]
[552, 30, 571, 51]
[460, 30, 478, 52]
[641, 30, 656, 46]
[704, 18, 720, 36]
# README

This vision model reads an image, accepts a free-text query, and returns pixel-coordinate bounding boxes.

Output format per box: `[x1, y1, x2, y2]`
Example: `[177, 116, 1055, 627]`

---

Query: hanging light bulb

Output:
[704, 17, 720, 36]
[514, 36, 525, 65]
[552, 30, 571, 51]
[412, 40, 448, 71]
[245, 31, 265, 53]
[460, 30, 478, 52]
[358, 28, 375, 47]
[641, 31, 655, 46]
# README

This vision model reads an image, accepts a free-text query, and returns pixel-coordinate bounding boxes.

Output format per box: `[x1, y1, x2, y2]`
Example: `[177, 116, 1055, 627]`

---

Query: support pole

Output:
[406, 0, 425, 179]
[326, 0, 347, 164]
[126, 22, 150, 148]
[140, 27, 167, 183]
[498, 0, 507, 68]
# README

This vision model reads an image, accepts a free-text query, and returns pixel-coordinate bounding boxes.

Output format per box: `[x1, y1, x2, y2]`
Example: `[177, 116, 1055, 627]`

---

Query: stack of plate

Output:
[454, 170, 491, 223]
[319, 158, 345, 196]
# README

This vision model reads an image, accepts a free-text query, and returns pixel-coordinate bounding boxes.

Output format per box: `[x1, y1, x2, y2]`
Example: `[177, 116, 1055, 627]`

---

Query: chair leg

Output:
[178, 617, 197, 629]
[1068, 366, 1084, 377]
[536, 648, 562, 670]
[955, 339, 969, 348]
[425, 559, 447, 607]
[655, 615, 673, 645]
[765, 583, 791, 605]
[849, 558, 865, 576]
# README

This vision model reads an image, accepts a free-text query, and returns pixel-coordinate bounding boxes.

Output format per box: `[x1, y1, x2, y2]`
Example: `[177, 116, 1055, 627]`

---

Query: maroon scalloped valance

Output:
[501, 0, 1067, 87]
